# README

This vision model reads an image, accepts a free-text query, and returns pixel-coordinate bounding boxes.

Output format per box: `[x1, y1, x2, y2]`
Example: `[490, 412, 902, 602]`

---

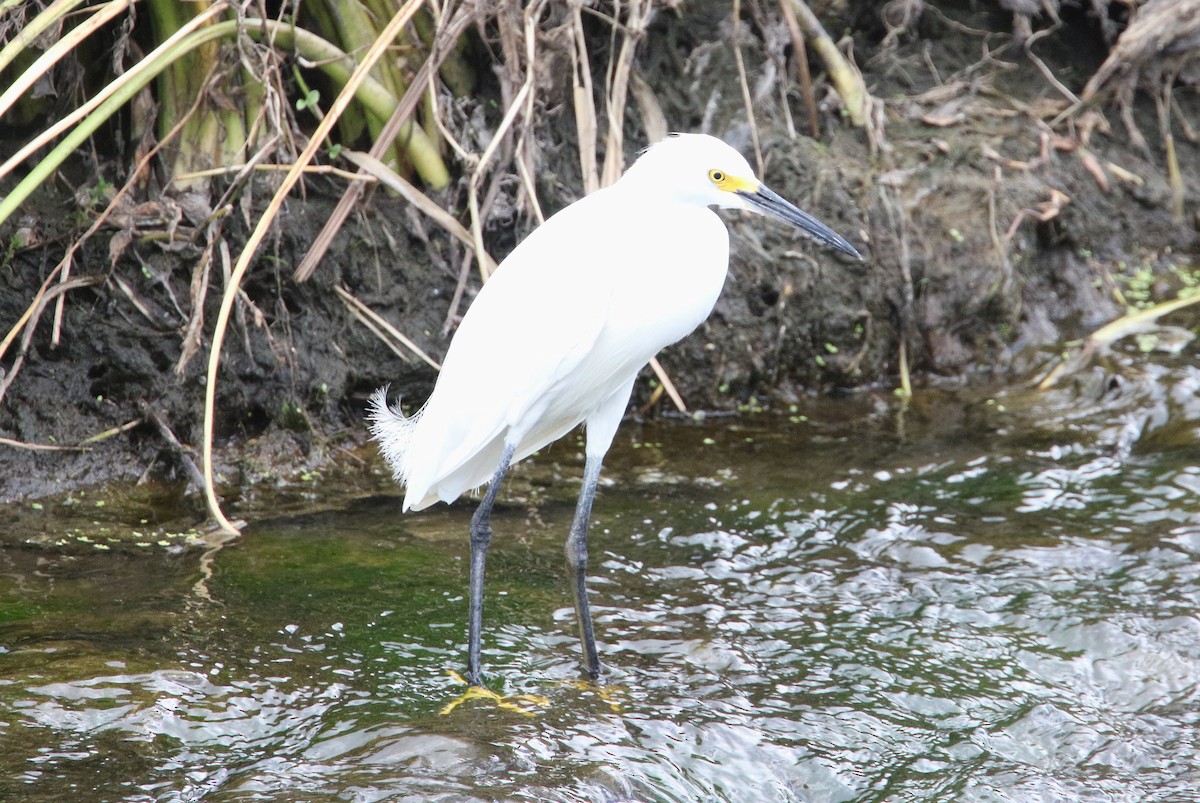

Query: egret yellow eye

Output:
[708, 169, 726, 185]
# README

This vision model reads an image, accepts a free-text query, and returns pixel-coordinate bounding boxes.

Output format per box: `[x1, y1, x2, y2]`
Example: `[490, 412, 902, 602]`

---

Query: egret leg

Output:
[566, 453, 605, 679]
[566, 375, 636, 680]
[466, 443, 516, 687]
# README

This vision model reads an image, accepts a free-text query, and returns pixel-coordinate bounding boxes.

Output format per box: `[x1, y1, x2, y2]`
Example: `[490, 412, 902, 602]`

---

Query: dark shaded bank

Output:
[1, 0, 1197, 505]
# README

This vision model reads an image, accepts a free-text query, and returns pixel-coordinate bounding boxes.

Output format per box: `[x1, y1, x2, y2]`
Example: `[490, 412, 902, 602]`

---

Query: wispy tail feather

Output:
[367, 386, 422, 486]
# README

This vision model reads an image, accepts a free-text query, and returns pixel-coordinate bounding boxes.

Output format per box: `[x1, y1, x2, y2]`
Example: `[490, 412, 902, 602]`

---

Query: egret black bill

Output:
[738, 183, 862, 260]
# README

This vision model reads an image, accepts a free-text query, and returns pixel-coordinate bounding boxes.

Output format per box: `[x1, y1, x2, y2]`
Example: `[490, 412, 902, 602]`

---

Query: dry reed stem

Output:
[1037, 291, 1200, 390]
[629, 71, 667, 143]
[513, 6, 545, 225]
[0, 0, 94, 75]
[647, 358, 689, 413]
[201, 0, 429, 534]
[334, 285, 442, 370]
[0, 436, 88, 451]
[878, 186, 914, 400]
[140, 401, 207, 492]
[1170, 92, 1197, 143]
[177, 239, 215, 377]
[422, 4, 476, 168]
[1157, 75, 1186, 223]
[731, 0, 763, 175]
[0, 267, 65, 364]
[443, 250, 476, 336]
[779, 0, 819, 138]
[467, 0, 548, 282]
[600, 0, 650, 187]
[0, 276, 102, 406]
[571, 5, 600, 195]
[111, 275, 161, 325]
[785, 0, 867, 127]
[0, 0, 130, 121]
[345, 149, 490, 270]
[174, 161, 369, 183]
[80, 418, 143, 444]
[986, 165, 1008, 289]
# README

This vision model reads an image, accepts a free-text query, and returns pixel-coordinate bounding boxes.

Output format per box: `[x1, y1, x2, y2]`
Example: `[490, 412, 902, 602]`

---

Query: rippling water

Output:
[2, 368, 1199, 801]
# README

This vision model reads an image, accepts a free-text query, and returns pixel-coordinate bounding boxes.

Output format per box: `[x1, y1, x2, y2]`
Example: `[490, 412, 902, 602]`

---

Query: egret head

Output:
[623, 133, 862, 260]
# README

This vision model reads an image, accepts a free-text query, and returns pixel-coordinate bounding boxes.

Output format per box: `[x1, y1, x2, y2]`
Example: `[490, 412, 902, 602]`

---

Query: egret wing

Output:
[401, 192, 623, 507]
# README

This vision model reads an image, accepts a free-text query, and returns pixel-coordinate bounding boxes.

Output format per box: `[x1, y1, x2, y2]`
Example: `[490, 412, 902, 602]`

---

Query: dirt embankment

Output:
[1, 0, 1197, 505]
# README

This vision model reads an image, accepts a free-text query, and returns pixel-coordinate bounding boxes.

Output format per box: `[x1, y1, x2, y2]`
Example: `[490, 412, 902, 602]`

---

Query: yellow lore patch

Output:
[707, 168, 757, 193]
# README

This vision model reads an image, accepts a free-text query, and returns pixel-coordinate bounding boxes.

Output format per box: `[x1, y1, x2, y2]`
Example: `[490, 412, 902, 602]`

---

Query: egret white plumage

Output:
[370, 133, 861, 686]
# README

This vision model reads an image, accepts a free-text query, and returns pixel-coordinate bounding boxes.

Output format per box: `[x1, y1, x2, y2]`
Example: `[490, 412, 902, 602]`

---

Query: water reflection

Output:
[2, 372, 1200, 801]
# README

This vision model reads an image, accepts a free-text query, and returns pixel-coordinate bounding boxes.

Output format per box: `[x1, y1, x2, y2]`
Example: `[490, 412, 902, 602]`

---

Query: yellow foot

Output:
[440, 670, 551, 716]
[565, 678, 626, 713]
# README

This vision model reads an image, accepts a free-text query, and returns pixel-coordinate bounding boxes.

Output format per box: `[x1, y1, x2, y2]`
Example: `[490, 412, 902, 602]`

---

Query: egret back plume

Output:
[367, 386, 423, 485]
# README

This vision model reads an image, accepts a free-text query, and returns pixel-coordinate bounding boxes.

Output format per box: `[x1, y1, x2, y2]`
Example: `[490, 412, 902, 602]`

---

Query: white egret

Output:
[370, 133, 861, 686]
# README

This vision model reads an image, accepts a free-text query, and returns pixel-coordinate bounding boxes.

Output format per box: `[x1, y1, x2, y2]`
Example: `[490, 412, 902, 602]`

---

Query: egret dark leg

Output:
[466, 444, 516, 687]
[566, 453, 605, 679]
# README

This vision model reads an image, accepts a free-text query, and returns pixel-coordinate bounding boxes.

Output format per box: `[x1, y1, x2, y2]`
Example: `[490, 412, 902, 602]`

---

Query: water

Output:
[2, 366, 1199, 802]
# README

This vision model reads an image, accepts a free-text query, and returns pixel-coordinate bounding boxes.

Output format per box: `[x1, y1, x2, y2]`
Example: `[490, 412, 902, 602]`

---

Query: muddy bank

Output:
[1, 0, 1197, 506]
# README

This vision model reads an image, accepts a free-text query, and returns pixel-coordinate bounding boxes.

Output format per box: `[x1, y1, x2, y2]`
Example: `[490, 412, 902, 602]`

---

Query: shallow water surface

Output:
[2, 376, 1200, 801]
